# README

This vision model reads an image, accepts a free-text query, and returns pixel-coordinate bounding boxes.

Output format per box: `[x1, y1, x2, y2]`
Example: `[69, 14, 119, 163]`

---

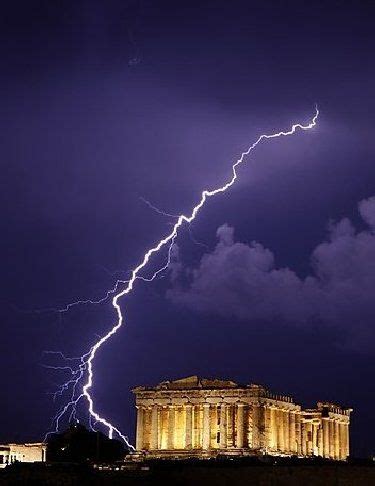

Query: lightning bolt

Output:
[46, 107, 319, 449]
[139, 196, 179, 219]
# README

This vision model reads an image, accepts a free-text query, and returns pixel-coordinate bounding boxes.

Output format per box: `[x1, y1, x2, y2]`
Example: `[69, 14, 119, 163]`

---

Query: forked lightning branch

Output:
[46, 107, 319, 448]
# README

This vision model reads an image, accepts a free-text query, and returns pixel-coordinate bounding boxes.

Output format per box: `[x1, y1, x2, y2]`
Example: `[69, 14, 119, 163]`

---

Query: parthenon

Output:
[132, 376, 352, 460]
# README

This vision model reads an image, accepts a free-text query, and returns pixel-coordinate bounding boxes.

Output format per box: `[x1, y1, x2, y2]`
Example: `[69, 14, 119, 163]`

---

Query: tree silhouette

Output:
[47, 422, 127, 463]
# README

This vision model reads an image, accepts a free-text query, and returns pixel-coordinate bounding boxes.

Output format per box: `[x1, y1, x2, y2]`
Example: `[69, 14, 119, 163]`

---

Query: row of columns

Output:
[136, 402, 247, 451]
[202, 402, 246, 450]
[200, 402, 247, 450]
[321, 418, 349, 460]
[138, 403, 297, 452]
[300, 418, 348, 460]
[266, 407, 300, 454]
[266, 408, 349, 459]
[136, 404, 349, 460]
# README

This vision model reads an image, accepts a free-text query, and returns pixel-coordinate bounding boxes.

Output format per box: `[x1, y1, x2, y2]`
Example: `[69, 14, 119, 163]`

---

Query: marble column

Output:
[185, 404, 193, 450]
[301, 421, 307, 456]
[311, 423, 317, 455]
[317, 425, 323, 457]
[167, 406, 175, 450]
[225, 405, 232, 447]
[252, 404, 260, 449]
[345, 423, 349, 459]
[270, 408, 277, 450]
[202, 403, 210, 450]
[150, 405, 158, 449]
[136, 406, 144, 450]
[295, 413, 302, 455]
[220, 403, 227, 448]
[322, 418, 329, 458]
[236, 403, 245, 448]
[334, 420, 340, 459]
[193, 405, 200, 448]
[338, 422, 343, 460]
[277, 409, 285, 451]
[342, 423, 347, 460]
[258, 405, 266, 449]
[284, 411, 290, 453]
[329, 420, 334, 459]
[289, 412, 296, 454]
[264, 407, 272, 451]
[307, 422, 316, 456]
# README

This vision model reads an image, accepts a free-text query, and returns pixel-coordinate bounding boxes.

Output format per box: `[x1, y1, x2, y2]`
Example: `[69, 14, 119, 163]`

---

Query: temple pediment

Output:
[155, 376, 238, 390]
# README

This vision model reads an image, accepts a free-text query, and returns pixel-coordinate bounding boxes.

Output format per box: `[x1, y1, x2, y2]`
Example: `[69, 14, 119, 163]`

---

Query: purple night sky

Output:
[1, 1, 374, 457]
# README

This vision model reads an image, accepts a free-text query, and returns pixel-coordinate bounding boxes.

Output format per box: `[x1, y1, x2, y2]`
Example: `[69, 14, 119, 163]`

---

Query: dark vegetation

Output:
[46, 422, 127, 463]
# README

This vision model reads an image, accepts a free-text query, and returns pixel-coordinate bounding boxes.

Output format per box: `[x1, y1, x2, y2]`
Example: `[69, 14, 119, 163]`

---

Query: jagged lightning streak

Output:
[139, 196, 179, 219]
[48, 107, 319, 448]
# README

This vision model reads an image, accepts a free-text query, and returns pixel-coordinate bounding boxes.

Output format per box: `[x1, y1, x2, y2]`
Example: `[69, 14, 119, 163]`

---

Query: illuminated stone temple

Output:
[0, 443, 46, 468]
[132, 376, 352, 461]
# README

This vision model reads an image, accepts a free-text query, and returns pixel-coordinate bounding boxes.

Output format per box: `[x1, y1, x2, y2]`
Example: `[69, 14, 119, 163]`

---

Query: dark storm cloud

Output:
[168, 196, 375, 345]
